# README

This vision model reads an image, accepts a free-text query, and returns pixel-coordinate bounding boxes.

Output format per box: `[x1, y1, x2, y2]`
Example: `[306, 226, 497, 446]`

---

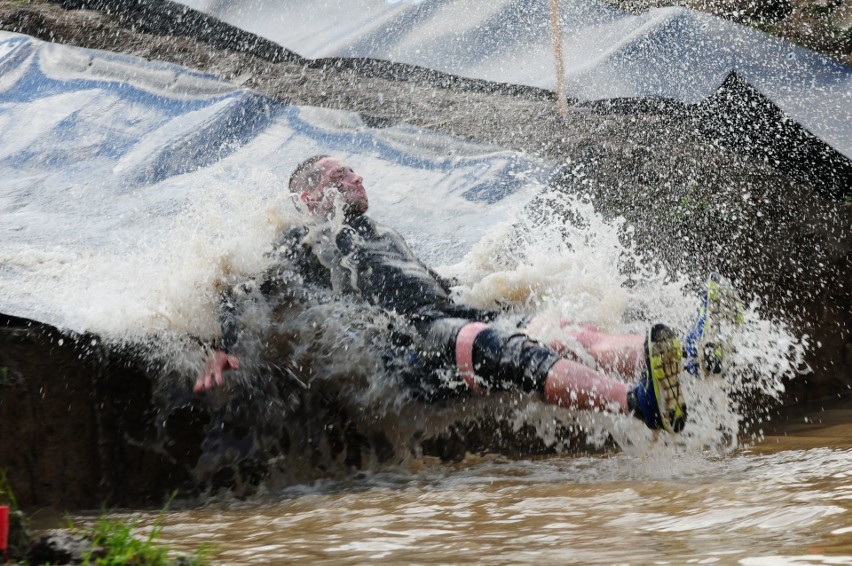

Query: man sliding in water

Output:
[196, 155, 740, 433]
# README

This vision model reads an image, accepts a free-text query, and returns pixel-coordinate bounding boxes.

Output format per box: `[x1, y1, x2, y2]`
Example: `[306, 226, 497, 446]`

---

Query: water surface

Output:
[82, 405, 852, 565]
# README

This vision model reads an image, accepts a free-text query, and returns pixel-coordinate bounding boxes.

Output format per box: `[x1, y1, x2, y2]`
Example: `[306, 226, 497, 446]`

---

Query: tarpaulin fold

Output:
[0, 32, 554, 333]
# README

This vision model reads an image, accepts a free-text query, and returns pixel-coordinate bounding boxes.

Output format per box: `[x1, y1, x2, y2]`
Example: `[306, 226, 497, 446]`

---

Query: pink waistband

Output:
[455, 322, 489, 393]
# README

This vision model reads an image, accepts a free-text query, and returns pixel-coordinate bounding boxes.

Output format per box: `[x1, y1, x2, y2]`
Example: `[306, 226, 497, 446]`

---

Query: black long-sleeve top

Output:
[219, 214, 495, 352]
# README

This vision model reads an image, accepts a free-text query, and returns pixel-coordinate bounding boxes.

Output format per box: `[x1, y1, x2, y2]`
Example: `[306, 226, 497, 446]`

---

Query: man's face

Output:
[301, 157, 368, 216]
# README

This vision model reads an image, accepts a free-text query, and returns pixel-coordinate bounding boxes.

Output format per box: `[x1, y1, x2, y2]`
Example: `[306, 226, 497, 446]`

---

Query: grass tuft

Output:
[79, 494, 210, 566]
[81, 515, 208, 565]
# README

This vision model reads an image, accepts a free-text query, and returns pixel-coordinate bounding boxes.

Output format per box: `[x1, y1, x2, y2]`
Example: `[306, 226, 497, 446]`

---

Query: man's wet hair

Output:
[289, 154, 330, 193]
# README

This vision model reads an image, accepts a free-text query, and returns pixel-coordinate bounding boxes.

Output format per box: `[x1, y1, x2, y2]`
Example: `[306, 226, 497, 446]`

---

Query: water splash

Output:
[4, 168, 807, 484]
[439, 187, 808, 457]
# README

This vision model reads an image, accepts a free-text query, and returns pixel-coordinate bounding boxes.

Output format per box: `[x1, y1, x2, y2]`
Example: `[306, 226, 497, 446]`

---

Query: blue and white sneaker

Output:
[628, 324, 687, 433]
[684, 272, 744, 379]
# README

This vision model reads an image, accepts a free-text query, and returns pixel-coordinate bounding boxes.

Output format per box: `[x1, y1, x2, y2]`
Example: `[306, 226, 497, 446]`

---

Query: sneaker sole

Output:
[647, 328, 687, 433]
[698, 273, 744, 378]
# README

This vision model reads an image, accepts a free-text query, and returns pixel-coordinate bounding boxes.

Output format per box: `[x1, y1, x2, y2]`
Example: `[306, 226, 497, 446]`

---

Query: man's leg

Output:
[455, 321, 628, 410]
[525, 318, 644, 376]
[567, 325, 644, 376]
[542, 359, 629, 412]
[530, 273, 745, 382]
[451, 321, 686, 431]
[684, 272, 745, 378]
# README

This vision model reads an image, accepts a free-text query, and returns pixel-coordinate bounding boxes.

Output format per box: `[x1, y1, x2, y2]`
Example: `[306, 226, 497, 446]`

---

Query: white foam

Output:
[435, 189, 806, 454]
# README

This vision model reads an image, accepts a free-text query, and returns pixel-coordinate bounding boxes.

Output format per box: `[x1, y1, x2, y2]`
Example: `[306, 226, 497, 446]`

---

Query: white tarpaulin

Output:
[0, 31, 555, 334]
[175, 0, 852, 160]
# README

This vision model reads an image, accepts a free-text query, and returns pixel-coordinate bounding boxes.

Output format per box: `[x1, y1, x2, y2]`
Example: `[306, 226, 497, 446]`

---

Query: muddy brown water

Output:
[62, 405, 852, 565]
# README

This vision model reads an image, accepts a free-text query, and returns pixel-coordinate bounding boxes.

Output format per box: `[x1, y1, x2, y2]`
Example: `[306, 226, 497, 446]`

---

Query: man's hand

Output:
[194, 350, 240, 393]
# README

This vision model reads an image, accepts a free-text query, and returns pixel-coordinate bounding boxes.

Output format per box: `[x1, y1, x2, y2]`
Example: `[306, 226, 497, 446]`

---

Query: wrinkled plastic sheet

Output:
[176, 0, 852, 160]
[0, 32, 555, 332]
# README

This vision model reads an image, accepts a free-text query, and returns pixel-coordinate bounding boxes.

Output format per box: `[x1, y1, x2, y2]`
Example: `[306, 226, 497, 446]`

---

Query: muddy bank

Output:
[0, 0, 849, 509]
[0, 314, 591, 509]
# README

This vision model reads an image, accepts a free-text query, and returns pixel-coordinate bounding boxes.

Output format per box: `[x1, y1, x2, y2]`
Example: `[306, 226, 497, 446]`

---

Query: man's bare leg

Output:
[569, 326, 644, 375]
[542, 358, 629, 412]
[536, 326, 687, 432]
[456, 322, 629, 413]
[455, 321, 686, 432]
[525, 318, 644, 376]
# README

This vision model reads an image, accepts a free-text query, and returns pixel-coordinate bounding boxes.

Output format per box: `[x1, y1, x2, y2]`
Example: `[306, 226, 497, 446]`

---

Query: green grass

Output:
[3, 473, 206, 564]
[0, 469, 19, 510]
[81, 513, 210, 566]
[78, 492, 212, 566]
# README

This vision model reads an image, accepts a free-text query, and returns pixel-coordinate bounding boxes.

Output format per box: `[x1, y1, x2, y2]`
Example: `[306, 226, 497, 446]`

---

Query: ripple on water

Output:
[77, 447, 852, 564]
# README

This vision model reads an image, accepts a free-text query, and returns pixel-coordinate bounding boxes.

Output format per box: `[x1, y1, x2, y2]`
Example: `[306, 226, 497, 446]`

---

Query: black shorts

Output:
[393, 305, 558, 402]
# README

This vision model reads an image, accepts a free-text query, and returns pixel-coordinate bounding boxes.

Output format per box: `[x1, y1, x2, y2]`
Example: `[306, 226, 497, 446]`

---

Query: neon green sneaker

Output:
[628, 324, 687, 433]
[684, 272, 745, 378]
